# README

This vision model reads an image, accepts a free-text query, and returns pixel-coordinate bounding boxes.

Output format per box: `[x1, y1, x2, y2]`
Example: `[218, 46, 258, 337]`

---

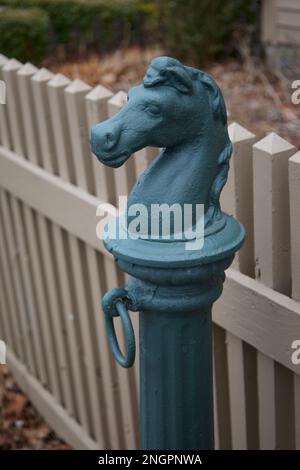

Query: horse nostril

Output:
[105, 132, 116, 150]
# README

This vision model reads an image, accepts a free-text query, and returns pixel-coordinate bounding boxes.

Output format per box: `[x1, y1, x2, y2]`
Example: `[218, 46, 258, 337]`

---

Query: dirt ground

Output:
[1, 46, 299, 450]
[47, 46, 300, 148]
[0, 367, 71, 450]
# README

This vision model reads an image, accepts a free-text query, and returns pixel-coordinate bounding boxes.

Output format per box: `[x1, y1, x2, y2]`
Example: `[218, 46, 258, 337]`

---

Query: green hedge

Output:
[157, 0, 259, 64]
[0, 0, 157, 58]
[0, 7, 50, 62]
[0, 0, 259, 65]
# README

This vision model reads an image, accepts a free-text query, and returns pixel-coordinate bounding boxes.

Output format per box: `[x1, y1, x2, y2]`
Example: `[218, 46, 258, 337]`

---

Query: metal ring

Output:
[103, 290, 136, 368]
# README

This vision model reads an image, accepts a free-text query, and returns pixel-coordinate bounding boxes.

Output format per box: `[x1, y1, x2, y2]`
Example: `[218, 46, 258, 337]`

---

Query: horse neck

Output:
[128, 122, 226, 217]
[154, 131, 222, 207]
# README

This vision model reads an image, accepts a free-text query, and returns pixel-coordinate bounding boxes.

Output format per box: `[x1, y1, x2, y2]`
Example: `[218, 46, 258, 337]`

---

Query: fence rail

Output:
[0, 54, 299, 449]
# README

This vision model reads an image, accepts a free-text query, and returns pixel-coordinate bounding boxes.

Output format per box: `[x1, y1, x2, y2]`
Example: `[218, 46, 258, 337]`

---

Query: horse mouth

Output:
[101, 151, 130, 168]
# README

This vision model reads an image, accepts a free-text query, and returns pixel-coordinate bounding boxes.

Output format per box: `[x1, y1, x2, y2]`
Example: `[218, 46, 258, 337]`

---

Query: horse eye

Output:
[147, 104, 161, 116]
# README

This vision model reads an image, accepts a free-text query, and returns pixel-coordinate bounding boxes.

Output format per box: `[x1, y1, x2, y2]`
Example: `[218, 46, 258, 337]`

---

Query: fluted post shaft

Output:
[140, 307, 213, 450]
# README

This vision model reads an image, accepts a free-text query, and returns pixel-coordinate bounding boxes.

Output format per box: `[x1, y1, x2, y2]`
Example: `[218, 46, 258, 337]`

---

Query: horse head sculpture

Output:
[91, 57, 231, 238]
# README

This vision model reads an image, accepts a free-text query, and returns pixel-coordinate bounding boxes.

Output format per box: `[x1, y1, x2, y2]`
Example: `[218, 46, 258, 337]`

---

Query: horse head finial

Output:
[91, 56, 233, 231]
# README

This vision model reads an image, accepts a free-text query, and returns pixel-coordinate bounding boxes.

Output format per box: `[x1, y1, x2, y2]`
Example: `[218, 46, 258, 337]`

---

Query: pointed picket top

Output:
[65, 78, 91, 94]
[48, 73, 71, 89]
[228, 122, 256, 144]
[2, 58, 22, 72]
[0, 54, 8, 67]
[86, 84, 113, 102]
[253, 131, 295, 155]
[289, 151, 300, 165]
[108, 90, 127, 109]
[17, 62, 38, 77]
[32, 67, 54, 83]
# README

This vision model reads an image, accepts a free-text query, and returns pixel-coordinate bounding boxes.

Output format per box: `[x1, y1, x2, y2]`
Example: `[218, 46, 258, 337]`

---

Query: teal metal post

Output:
[140, 308, 213, 449]
[91, 57, 245, 450]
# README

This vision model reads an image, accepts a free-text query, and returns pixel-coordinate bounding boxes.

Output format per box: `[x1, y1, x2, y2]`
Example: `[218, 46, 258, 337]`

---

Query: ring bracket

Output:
[102, 288, 137, 368]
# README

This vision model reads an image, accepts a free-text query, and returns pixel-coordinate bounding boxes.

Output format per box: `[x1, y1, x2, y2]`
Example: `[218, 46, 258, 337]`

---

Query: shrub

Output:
[157, 0, 259, 65]
[0, 7, 50, 62]
[0, 1, 158, 58]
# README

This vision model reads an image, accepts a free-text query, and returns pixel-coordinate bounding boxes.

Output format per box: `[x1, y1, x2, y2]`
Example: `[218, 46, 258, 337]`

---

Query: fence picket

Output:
[17, 63, 39, 163]
[226, 333, 247, 449]
[289, 152, 300, 301]
[243, 343, 259, 449]
[134, 147, 158, 178]
[85, 85, 115, 202]
[0, 54, 11, 149]
[85, 248, 121, 448]
[67, 236, 106, 442]
[2, 59, 24, 156]
[295, 375, 300, 449]
[64, 80, 94, 193]
[21, 205, 57, 395]
[225, 123, 256, 276]
[108, 92, 136, 199]
[257, 352, 276, 449]
[253, 132, 296, 295]
[213, 325, 232, 449]
[274, 362, 295, 449]
[0, 246, 11, 345]
[0, 222, 23, 359]
[47, 74, 76, 184]
[31, 68, 57, 173]
[0, 191, 16, 350]
[213, 359, 220, 450]
[9, 196, 47, 384]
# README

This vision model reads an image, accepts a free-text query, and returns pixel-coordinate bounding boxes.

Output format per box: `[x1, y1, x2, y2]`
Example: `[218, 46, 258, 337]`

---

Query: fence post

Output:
[90, 57, 245, 449]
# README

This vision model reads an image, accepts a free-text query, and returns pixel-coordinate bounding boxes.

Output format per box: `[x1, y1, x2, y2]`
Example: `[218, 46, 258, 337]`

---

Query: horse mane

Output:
[144, 57, 232, 222]
[144, 56, 228, 125]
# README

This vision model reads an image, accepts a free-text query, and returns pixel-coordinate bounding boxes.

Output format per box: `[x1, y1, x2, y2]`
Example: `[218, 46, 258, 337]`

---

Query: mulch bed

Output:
[0, 367, 71, 450]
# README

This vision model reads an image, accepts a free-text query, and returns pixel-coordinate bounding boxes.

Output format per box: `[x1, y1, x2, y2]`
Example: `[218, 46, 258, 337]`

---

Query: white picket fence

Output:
[0, 54, 299, 450]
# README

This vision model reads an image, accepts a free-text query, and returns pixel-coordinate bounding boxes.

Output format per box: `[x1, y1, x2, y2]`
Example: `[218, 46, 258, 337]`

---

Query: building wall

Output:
[262, 0, 300, 78]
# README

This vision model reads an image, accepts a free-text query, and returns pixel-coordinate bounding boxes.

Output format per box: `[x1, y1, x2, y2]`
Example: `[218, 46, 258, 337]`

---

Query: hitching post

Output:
[91, 57, 245, 450]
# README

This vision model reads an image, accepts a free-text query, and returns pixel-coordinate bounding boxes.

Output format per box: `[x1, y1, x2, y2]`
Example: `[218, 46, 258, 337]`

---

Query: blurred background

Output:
[0, 0, 299, 450]
[0, 0, 299, 146]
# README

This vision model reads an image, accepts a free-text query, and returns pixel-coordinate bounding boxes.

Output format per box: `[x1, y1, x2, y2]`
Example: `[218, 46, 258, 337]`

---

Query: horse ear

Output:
[164, 66, 193, 94]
